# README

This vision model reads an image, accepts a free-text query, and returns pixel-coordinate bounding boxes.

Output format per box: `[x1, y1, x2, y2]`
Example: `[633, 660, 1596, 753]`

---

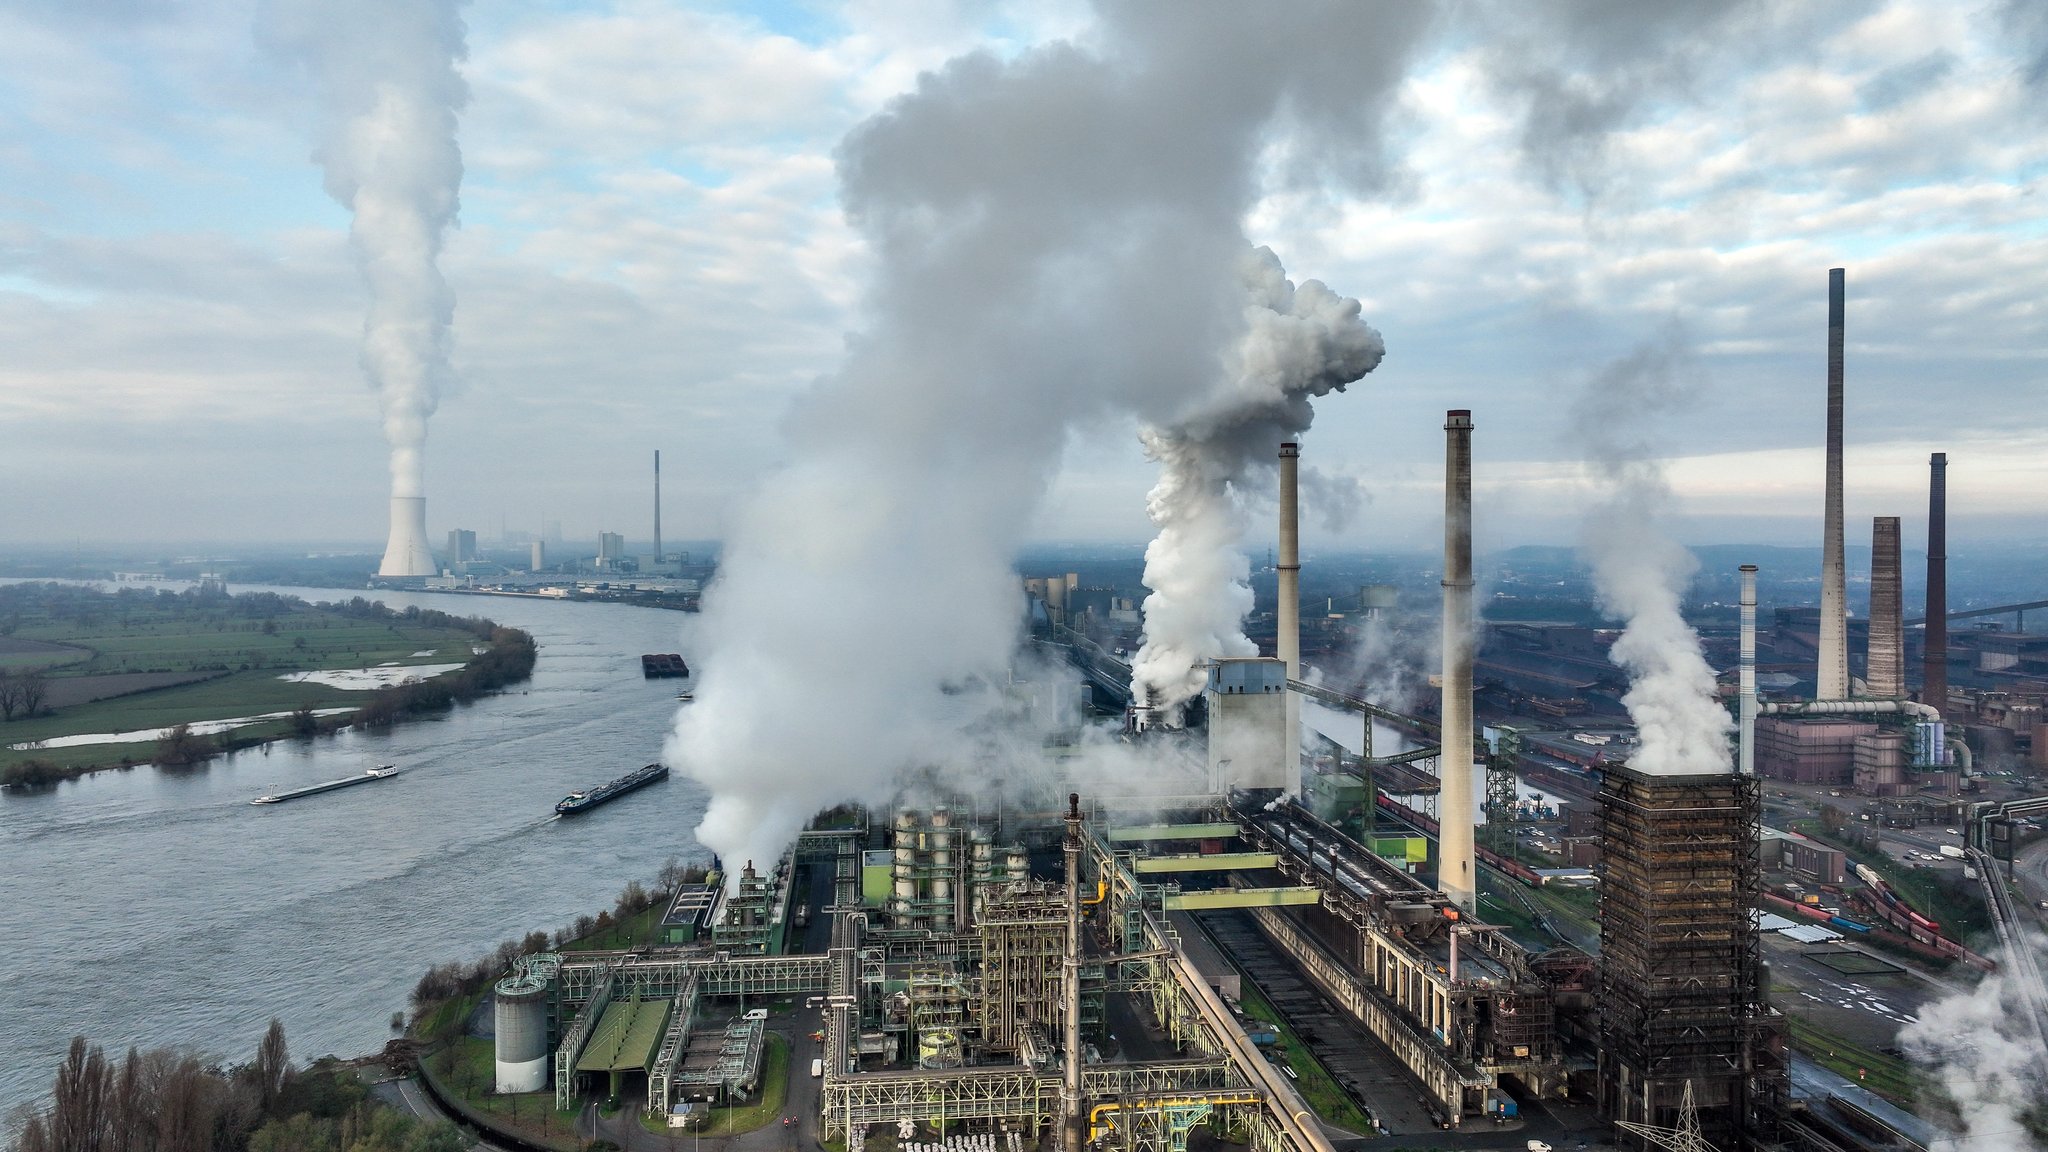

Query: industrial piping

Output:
[1869, 517, 1903, 699]
[1925, 453, 1948, 711]
[1278, 442, 1302, 793]
[1439, 411, 1476, 914]
[1818, 268, 1849, 699]
[1739, 564, 1758, 775]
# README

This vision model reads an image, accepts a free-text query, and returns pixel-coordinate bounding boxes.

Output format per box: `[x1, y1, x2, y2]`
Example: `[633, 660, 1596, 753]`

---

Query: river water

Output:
[0, 585, 707, 1111]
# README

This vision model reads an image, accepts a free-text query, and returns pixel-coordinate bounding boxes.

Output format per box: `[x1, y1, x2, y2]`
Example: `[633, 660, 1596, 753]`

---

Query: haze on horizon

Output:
[1, 0, 2045, 555]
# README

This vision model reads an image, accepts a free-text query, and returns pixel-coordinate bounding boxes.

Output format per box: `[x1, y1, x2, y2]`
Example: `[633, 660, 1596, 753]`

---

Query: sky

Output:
[1, 0, 2043, 554]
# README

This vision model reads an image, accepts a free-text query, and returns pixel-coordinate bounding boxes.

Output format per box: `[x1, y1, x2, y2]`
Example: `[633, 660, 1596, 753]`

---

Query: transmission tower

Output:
[1484, 726, 1522, 860]
[1614, 1080, 1721, 1152]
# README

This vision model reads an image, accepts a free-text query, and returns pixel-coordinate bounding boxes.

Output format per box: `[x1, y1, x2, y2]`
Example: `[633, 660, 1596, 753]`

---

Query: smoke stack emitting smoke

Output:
[263, 0, 467, 576]
[1130, 248, 1385, 720]
[665, 4, 1431, 875]
[1576, 334, 1733, 775]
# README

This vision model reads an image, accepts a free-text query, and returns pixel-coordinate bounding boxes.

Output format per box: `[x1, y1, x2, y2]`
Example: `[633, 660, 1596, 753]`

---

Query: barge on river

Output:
[555, 762, 668, 815]
[252, 765, 400, 806]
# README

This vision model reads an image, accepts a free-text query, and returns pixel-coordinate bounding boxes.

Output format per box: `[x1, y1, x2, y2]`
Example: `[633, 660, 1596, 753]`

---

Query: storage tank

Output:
[918, 1028, 963, 1070]
[493, 971, 550, 1093]
[1006, 848, 1028, 882]
[893, 811, 918, 926]
[931, 808, 954, 934]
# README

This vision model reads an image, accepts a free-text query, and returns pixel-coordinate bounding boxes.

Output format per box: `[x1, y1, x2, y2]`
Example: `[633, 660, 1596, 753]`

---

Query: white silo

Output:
[493, 970, 550, 1093]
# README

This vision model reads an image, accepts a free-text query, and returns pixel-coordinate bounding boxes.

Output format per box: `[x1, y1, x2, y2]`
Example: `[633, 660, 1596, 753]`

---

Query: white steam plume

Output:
[665, 3, 1431, 875]
[263, 0, 466, 500]
[1576, 333, 1732, 775]
[1901, 939, 2048, 1150]
[1130, 247, 1384, 720]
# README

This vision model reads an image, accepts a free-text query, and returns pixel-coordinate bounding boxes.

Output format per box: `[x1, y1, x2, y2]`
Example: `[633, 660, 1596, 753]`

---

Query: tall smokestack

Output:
[1924, 453, 1947, 712]
[1869, 517, 1903, 698]
[1060, 793, 1085, 1152]
[1739, 564, 1758, 775]
[1278, 442, 1301, 791]
[654, 449, 663, 567]
[1439, 411, 1476, 914]
[378, 496, 435, 577]
[1818, 268, 1849, 699]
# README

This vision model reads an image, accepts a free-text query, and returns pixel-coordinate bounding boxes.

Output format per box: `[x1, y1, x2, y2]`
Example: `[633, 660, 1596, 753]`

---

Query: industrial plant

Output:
[446, 271, 2046, 1152]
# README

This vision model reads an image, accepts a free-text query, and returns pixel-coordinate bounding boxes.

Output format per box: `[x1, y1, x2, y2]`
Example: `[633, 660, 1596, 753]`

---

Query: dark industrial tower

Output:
[1597, 766, 1782, 1150]
[1924, 452, 1948, 710]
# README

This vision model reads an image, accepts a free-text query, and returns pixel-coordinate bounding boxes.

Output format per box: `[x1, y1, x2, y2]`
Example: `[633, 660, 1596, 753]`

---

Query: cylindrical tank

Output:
[1006, 849, 1028, 882]
[893, 811, 918, 926]
[493, 975, 549, 1093]
[931, 808, 954, 921]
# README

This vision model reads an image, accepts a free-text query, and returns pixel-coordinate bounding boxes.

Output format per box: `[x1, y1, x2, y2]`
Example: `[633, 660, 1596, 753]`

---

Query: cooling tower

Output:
[1868, 517, 1903, 699]
[1278, 442, 1302, 792]
[1924, 453, 1948, 711]
[1817, 269, 1848, 699]
[378, 496, 436, 577]
[1439, 410, 1477, 914]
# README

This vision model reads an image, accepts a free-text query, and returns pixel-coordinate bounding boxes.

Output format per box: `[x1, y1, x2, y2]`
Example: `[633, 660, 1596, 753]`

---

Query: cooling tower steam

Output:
[1576, 334, 1733, 775]
[1130, 248, 1384, 721]
[262, 0, 467, 576]
[666, 3, 1431, 876]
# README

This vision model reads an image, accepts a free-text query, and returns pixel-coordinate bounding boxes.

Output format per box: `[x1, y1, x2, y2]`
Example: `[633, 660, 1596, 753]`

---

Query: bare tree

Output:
[254, 1019, 291, 1117]
[0, 672, 20, 722]
[52, 1037, 112, 1152]
[15, 672, 46, 718]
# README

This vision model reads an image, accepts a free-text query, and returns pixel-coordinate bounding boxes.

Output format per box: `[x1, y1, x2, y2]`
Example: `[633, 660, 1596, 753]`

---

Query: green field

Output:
[0, 583, 497, 779]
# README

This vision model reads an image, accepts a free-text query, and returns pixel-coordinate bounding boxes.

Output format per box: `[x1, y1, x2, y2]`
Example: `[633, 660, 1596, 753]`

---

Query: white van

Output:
[811, 1058, 824, 1078]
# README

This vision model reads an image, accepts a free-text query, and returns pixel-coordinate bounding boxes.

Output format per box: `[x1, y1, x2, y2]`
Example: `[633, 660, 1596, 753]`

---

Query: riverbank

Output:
[0, 582, 536, 788]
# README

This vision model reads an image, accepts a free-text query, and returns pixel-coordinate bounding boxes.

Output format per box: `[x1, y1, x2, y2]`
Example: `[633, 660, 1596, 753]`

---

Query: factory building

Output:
[446, 528, 477, 565]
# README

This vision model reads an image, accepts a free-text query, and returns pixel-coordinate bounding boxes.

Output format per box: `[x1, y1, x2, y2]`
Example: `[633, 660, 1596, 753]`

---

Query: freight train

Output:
[1375, 794, 1547, 886]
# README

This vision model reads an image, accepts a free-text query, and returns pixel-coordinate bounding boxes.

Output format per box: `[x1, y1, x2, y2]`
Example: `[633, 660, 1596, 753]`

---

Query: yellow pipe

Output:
[1084, 879, 1109, 906]
[1088, 1095, 1263, 1140]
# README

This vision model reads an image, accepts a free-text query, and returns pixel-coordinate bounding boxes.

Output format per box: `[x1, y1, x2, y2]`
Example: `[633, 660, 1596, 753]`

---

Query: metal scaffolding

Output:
[977, 882, 1066, 1052]
[1597, 767, 1779, 1150]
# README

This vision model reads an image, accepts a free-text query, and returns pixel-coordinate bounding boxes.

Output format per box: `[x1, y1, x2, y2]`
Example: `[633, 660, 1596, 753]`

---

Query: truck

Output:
[1940, 844, 1965, 860]
[1485, 1088, 1519, 1119]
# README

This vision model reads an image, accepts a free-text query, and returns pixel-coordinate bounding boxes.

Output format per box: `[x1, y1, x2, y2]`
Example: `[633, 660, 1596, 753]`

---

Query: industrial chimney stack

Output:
[1278, 442, 1302, 792]
[1439, 411, 1477, 914]
[378, 496, 436, 577]
[1924, 453, 1948, 712]
[1739, 564, 1758, 775]
[1868, 517, 1903, 698]
[1817, 268, 1849, 699]
[653, 450, 663, 569]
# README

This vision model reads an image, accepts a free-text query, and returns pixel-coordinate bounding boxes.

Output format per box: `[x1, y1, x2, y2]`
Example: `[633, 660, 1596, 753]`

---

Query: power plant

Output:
[436, 267, 2031, 1152]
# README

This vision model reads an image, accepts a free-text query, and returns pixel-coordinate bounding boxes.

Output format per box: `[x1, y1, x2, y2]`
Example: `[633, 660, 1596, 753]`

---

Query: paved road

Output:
[376, 1075, 518, 1152]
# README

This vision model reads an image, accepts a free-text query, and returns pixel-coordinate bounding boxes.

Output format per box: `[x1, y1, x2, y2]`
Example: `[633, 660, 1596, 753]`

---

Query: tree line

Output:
[6, 1021, 462, 1152]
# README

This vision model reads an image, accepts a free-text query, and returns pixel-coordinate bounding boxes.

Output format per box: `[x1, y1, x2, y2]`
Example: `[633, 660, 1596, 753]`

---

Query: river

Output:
[0, 584, 707, 1111]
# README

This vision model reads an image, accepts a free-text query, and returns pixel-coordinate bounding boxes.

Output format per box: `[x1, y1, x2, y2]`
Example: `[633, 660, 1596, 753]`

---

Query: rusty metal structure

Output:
[1597, 766, 1782, 1150]
[1868, 517, 1903, 699]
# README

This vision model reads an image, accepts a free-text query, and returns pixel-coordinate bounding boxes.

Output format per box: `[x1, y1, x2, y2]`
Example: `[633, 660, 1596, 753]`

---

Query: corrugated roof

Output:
[577, 996, 671, 1073]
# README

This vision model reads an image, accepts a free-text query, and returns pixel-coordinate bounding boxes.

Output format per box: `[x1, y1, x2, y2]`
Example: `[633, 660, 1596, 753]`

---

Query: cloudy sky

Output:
[1, 0, 2042, 553]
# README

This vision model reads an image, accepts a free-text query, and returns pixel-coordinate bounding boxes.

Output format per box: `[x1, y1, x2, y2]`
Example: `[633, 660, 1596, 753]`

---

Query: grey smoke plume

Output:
[1901, 939, 2048, 1150]
[666, 2, 1431, 875]
[1576, 332, 1732, 775]
[262, 0, 467, 500]
[1130, 246, 1384, 719]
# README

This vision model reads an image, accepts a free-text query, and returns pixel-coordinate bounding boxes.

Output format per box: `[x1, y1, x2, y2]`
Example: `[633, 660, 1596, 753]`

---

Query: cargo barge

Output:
[556, 762, 668, 815]
[252, 764, 401, 805]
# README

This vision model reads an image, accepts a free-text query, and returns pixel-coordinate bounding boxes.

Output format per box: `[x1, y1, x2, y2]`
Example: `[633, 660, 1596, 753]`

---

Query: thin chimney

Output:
[1739, 564, 1758, 775]
[1924, 453, 1948, 712]
[1818, 268, 1849, 699]
[1439, 411, 1476, 914]
[653, 449, 663, 566]
[1278, 442, 1301, 791]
